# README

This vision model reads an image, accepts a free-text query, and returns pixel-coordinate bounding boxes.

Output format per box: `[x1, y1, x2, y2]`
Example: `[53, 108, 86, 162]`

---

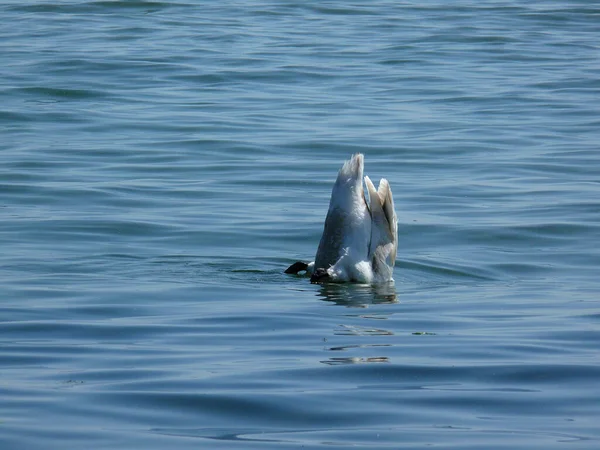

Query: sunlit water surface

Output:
[1, 1, 599, 448]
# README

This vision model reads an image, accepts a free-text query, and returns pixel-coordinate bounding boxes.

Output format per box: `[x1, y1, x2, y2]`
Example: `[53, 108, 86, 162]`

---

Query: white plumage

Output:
[286, 153, 397, 284]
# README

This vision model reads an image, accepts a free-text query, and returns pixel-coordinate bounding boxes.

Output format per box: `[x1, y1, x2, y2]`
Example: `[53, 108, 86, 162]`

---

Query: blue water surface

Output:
[1, 1, 599, 448]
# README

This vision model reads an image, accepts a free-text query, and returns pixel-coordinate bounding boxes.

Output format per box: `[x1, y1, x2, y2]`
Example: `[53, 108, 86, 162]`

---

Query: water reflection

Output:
[316, 283, 398, 365]
[315, 281, 398, 307]
[333, 324, 393, 336]
[321, 356, 390, 365]
[321, 330, 395, 366]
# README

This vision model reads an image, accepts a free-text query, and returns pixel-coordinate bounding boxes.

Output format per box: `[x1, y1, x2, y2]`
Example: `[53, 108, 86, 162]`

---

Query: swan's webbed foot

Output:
[310, 268, 330, 283]
[285, 261, 309, 275]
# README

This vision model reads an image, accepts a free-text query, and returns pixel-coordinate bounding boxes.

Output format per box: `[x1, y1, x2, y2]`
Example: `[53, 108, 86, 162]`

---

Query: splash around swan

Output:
[286, 153, 397, 284]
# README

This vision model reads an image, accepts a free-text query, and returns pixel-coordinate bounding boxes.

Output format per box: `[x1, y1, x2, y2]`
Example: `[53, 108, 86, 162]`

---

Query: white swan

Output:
[286, 153, 397, 283]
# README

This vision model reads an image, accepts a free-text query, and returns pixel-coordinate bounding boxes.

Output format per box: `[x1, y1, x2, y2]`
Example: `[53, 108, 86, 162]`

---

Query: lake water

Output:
[1, 1, 599, 448]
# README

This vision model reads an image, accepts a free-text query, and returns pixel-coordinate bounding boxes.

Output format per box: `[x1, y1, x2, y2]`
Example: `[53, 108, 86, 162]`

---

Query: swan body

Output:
[286, 153, 397, 284]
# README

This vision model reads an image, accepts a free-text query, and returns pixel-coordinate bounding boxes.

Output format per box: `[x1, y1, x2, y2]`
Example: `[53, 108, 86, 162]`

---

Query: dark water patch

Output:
[307, 4, 381, 16]
[0, 320, 179, 343]
[12, 0, 182, 14]
[398, 259, 496, 282]
[16, 86, 109, 100]
[99, 385, 417, 431]
[52, 368, 181, 385]
[0, 110, 36, 123]
[465, 223, 598, 248]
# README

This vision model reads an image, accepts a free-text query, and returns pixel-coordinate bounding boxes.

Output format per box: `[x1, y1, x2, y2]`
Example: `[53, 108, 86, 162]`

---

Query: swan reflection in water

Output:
[316, 282, 397, 366]
[315, 280, 398, 307]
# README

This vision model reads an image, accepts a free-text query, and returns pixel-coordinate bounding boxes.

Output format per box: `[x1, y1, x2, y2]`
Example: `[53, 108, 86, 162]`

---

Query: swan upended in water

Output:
[286, 153, 397, 284]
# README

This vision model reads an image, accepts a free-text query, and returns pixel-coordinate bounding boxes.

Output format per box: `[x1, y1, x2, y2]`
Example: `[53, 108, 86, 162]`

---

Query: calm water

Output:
[1, 1, 599, 448]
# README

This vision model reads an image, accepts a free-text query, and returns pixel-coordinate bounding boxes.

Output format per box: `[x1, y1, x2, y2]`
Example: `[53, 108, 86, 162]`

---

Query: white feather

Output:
[310, 153, 398, 283]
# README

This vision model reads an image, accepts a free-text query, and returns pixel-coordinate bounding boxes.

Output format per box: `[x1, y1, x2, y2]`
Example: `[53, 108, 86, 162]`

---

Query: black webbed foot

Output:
[310, 268, 330, 283]
[285, 261, 309, 274]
